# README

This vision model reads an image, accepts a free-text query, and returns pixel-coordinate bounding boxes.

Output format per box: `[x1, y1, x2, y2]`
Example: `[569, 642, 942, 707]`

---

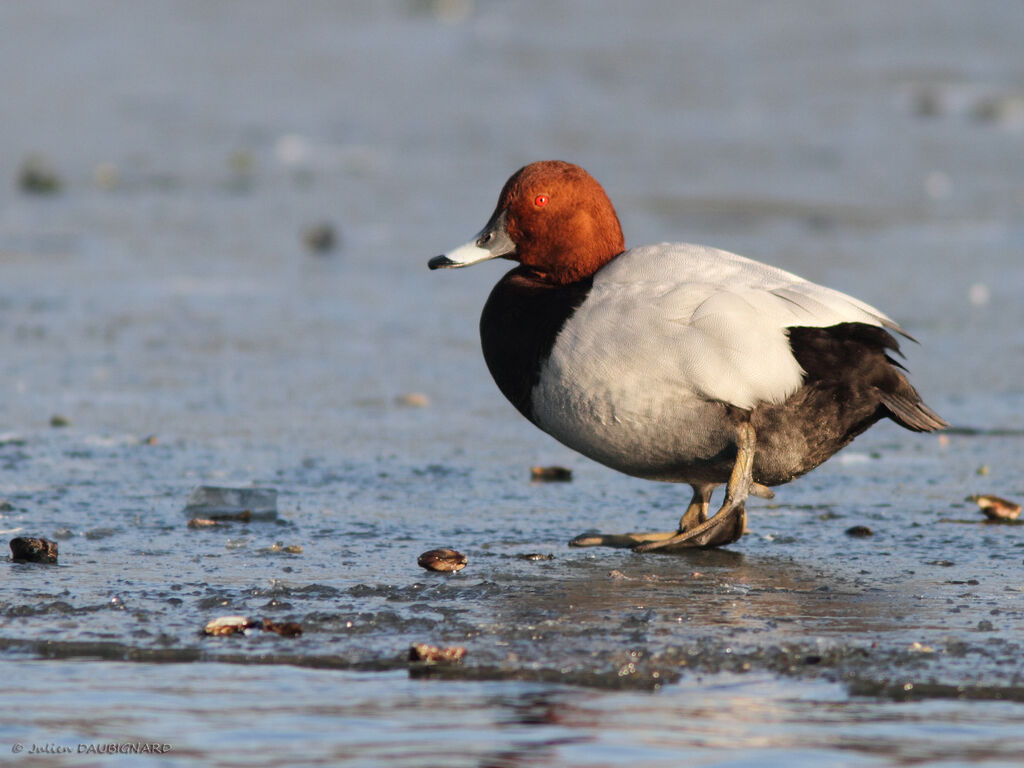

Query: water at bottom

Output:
[1, 660, 1021, 768]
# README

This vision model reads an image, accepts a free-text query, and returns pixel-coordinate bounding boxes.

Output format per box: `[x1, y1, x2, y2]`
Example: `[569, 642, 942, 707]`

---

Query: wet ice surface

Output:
[2, 1, 1024, 765]
[2, 434, 1022, 699]
[5, 666, 1024, 768]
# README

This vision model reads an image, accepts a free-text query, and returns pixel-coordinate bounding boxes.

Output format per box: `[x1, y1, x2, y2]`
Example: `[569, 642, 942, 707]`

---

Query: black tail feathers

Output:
[878, 388, 948, 433]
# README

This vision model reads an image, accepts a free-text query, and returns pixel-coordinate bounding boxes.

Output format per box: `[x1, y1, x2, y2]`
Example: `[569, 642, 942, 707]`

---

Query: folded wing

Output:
[574, 243, 905, 411]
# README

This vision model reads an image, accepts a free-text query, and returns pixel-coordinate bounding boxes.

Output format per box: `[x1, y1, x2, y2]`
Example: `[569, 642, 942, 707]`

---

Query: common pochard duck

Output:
[429, 161, 946, 551]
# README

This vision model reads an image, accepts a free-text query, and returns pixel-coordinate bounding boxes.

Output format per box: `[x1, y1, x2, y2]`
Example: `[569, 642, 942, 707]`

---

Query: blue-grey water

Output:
[1, 2, 1023, 766]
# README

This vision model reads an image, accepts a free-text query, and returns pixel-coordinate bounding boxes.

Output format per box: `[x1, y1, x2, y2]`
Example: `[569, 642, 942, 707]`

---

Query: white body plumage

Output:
[530, 243, 900, 480]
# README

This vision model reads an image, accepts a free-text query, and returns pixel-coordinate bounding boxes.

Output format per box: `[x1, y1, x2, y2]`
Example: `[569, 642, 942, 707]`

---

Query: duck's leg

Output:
[569, 483, 716, 549]
[679, 482, 714, 529]
[633, 421, 757, 552]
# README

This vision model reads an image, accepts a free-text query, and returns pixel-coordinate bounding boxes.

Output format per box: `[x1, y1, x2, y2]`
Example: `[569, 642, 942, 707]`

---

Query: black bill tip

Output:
[428, 255, 457, 270]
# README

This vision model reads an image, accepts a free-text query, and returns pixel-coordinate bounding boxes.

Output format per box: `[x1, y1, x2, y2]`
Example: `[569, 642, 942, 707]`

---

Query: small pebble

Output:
[969, 494, 1022, 521]
[203, 616, 302, 637]
[417, 548, 467, 572]
[187, 517, 219, 529]
[204, 616, 252, 636]
[967, 282, 990, 306]
[18, 154, 62, 194]
[10, 537, 59, 564]
[228, 150, 255, 175]
[302, 222, 338, 253]
[411, 0, 474, 23]
[261, 619, 303, 637]
[910, 86, 944, 117]
[225, 150, 256, 192]
[218, 510, 252, 523]
[93, 162, 120, 190]
[845, 525, 874, 538]
[264, 542, 303, 554]
[971, 93, 1024, 127]
[50, 414, 71, 428]
[409, 643, 466, 664]
[530, 465, 573, 482]
[517, 553, 554, 561]
[84, 527, 117, 540]
[924, 171, 952, 200]
[394, 392, 430, 408]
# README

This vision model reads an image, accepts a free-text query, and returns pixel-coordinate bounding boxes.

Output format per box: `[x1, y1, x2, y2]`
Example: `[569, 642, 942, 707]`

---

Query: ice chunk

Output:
[184, 486, 278, 521]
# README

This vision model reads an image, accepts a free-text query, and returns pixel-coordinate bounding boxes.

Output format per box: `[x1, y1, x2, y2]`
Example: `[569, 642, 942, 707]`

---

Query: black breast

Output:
[479, 267, 593, 419]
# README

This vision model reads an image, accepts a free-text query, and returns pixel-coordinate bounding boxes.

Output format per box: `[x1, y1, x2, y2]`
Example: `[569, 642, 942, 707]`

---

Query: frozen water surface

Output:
[1, 1, 1023, 765]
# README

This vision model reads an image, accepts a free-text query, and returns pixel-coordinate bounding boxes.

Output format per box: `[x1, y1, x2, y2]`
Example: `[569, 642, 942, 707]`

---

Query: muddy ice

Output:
[2, 425, 1022, 704]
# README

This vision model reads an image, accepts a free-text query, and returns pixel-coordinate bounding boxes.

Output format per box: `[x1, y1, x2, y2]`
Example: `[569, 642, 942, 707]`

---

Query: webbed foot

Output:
[632, 502, 746, 551]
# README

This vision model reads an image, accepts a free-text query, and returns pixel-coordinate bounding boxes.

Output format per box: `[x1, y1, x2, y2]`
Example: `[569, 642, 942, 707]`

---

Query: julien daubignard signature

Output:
[13, 742, 172, 755]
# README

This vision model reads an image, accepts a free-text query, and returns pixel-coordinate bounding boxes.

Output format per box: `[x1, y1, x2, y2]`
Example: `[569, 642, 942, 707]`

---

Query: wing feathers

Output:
[575, 243, 914, 410]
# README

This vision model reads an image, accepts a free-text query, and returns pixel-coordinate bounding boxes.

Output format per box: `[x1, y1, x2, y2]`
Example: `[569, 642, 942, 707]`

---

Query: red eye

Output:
[534, 194, 549, 207]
